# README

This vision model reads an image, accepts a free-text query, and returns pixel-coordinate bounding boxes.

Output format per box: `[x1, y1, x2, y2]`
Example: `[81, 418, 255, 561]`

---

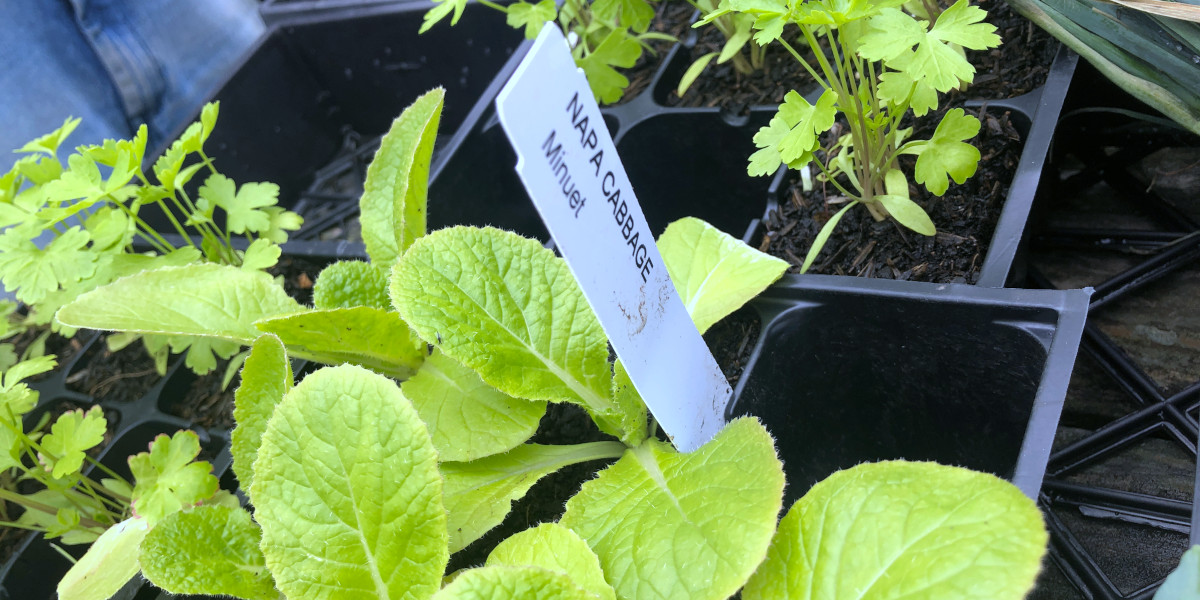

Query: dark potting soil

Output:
[967, 0, 1059, 99]
[668, 25, 817, 109]
[703, 306, 761, 388]
[614, 1, 697, 105]
[446, 402, 620, 572]
[9, 328, 86, 382]
[65, 339, 160, 404]
[668, 0, 1055, 111]
[760, 103, 1024, 282]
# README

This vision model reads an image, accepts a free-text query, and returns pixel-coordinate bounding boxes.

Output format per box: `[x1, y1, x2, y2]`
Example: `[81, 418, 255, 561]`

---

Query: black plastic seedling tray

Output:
[176, 0, 524, 209]
[728, 275, 1090, 504]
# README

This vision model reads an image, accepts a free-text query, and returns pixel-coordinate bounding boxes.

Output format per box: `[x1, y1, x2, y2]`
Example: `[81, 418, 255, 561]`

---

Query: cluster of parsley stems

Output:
[776, 22, 922, 221]
[126, 149, 241, 266]
[0, 413, 132, 537]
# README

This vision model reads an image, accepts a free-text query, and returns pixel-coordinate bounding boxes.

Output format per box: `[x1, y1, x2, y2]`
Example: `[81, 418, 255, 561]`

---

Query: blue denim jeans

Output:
[0, 0, 264, 299]
[0, 0, 264, 155]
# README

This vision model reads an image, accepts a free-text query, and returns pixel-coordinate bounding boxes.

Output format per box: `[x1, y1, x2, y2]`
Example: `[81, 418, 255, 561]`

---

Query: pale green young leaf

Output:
[1155, 546, 1200, 600]
[231, 334, 292, 489]
[199, 102, 219, 143]
[260, 206, 303, 244]
[18, 117, 81, 156]
[240, 238, 281, 271]
[778, 90, 838, 164]
[800, 202, 856, 273]
[140, 505, 277, 600]
[14, 154, 64, 185]
[56, 517, 148, 600]
[15, 489, 105, 544]
[128, 430, 219, 524]
[3, 354, 57, 392]
[678, 52, 720, 98]
[877, 71, 940, 116]
[912, 108, 981, 195]
[561, 418, 785, 600]
[55, 263, 301, 344]
[360, 88, 443, 265]
[174, 335, 243, 375]
[401, 349, 545, 462]
[742, 461, 1047, 600]
[251, 364, 446, 600]
[930, 0, 1002, 50]
[877, 195, 936, 235]
[391, 227, 615, 425]
[255, 306, 425, 379]
[83, 206, 133, 252]
[792, 0, 878, 25]
[610, 360, 648, 447]
[878, 168, 936, 235]
[39, 406, 106, 479]
[507, 0, 558, 38]
[444, 442, 624, 553]
[152, 142, 187, 192]
[748, 117, 793, 176]
[578, 30, 641, 104]
[858, 8, 926, 61]
[421, 0, 469, 33]
[0, 225, 97, 305]
[719, 18, 754, 63]
[433, 566, 594, 600]
[487, 523, 617, 600]
[593, 0, 655, 32]
[313, 260, 392, 310]
[658, 217, 787, 334]
[198, 174, 277, 234]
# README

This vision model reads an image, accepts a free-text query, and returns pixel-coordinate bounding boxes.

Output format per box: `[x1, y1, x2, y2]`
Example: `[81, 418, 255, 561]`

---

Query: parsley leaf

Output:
[577, 30, 641, 104]
[912, 108, 981, 195]
[198, 174, 277, 235]
[506, 0, 558, 38]
[39, 406, 107, 479]
[129, 430, 219, 525]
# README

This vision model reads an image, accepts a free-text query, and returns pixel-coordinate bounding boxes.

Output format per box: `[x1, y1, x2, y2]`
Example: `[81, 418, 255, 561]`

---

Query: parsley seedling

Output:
[421, 0, 675, 103]
[0, 104, 303, 376]
[700, 0, 1001, 272]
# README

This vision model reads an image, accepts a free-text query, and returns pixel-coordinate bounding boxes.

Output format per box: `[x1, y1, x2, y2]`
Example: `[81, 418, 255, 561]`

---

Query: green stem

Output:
[813, 157, 863, 200]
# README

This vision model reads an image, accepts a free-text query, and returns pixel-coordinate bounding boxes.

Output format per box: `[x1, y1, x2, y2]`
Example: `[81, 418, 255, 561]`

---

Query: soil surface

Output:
[703, 306, 760, 388]
[65, 339, 160, 404]
[9, 328, 86, 382]
[614, 1, 697, 104]
[760, 106, 1023, 282]
[667, 0, 1057, 110]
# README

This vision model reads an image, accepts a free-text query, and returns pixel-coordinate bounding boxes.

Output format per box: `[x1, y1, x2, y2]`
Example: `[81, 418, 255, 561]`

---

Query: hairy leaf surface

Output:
[255, 306, 424, 378]
[361, 88, 442, 265]
[658, 217, 787, 334]
[402, 349, 545, 462]
[251, 365, 446, 600]
[140, 505, 276, 600]
[55, 264, 301, 343]
[561, 418, 784, 600]
[231, 334, 292, 489]
[57, 517, 148, 600]
[443, 442, 624, 553]
[742, 461, 1047, 600]
[313, 260, 392, 310]
[488, 523, 616, 600]
[432, 566, 594, 600]
[391, 227, 615, 430]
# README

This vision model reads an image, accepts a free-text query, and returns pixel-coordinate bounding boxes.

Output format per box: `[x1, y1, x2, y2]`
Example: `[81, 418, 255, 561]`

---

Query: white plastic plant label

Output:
[495, 25, 730, 452]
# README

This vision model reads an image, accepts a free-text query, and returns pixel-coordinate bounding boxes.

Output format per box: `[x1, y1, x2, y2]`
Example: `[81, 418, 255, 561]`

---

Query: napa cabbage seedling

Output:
[0, 104, 303, 377]
[127, 225, 1046, 600]
[421, 0, 674, 103]
[676, 0, 769, 97]
[700, 0, 1001, 272]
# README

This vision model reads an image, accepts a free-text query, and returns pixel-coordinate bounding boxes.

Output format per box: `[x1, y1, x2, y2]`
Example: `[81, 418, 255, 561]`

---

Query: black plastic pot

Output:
[168, 0, 523, 211]
[728, 275, 1090, 504]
